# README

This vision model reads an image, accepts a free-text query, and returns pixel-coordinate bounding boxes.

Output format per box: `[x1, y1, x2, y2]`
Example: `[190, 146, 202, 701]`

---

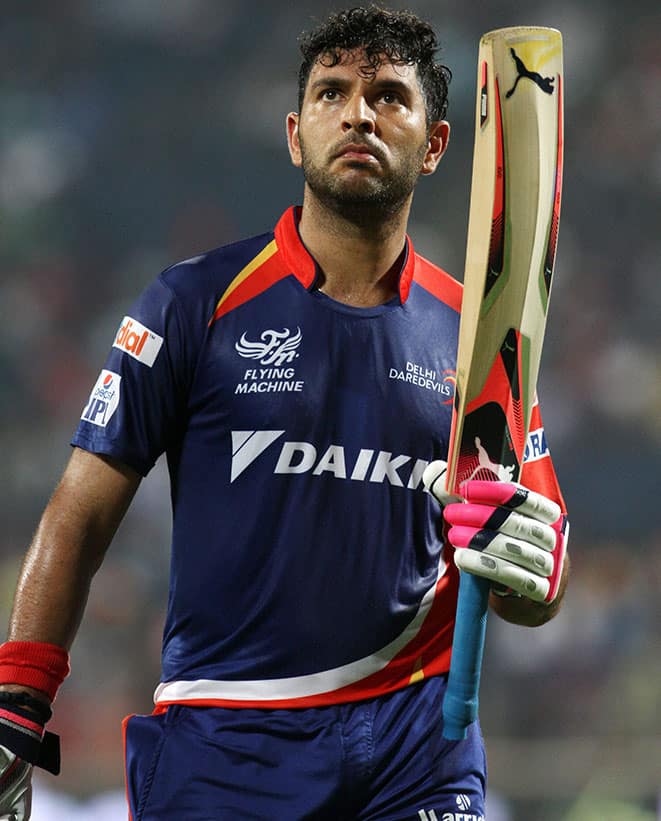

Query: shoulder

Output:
[159, 230, 276, 298]
[411, 252, 463, 314]
[150, 229, 277, 326]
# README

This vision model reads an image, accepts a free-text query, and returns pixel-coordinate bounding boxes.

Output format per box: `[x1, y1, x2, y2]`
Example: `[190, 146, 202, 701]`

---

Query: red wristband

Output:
[0, 641, 70, 702]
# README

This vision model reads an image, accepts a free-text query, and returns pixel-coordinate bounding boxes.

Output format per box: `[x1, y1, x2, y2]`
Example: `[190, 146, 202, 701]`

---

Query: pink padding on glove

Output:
[459, 480, 523, 507]
[442, 483, 569, 604]
[444, 525, 483, 549]
[545, 514, 569, 602]
[444, 502, 502, 529]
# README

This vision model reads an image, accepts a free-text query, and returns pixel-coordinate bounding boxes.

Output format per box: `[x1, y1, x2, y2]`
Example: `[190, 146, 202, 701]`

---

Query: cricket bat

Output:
[442, 27, 564, 740]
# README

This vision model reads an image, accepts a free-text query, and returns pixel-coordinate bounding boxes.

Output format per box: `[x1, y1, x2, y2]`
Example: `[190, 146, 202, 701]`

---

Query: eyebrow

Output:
[309, 76, 416, 99]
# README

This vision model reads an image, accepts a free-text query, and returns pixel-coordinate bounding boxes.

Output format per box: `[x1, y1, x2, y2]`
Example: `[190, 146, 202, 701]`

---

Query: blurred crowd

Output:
[1, 1, 659, 819]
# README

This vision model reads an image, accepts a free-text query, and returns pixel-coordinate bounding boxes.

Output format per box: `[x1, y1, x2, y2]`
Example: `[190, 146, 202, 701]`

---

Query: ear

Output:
[421, 120, 451, 176]
[286, 112, 302, 168]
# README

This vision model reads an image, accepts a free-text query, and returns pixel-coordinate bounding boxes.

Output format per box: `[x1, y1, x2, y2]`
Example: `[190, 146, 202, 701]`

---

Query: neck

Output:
[297, 188, 412, 307]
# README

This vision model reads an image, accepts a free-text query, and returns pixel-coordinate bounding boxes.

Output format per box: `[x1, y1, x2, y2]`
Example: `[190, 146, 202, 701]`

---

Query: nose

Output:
[341, 94, 375, 134]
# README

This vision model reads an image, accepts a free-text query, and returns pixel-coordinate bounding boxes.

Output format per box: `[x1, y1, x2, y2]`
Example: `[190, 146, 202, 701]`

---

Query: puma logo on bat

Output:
[505, 48, 555, 98]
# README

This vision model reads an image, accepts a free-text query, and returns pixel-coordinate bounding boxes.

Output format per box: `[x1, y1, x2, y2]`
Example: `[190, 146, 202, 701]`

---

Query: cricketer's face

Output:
[287, 50, 449, 215]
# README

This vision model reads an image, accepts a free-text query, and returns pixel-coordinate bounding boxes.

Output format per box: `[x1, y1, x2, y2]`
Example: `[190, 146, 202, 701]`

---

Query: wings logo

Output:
[235, 327, 302, 366]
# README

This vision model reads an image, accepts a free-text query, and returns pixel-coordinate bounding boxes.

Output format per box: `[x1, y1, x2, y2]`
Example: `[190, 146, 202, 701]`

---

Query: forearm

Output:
[5, 449, 140, 659]
[1, 526, 93, 706]
[8, 505, 100, 649]
[490, 550, 570, 627]
[0, 450, 139, 784]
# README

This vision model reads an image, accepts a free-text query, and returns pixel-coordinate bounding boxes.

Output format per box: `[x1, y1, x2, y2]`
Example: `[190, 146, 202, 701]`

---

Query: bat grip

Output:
[442, 571, 490, 740]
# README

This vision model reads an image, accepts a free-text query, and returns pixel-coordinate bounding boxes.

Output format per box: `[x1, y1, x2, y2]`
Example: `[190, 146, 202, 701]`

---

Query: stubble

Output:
[298, 131, 429, 226]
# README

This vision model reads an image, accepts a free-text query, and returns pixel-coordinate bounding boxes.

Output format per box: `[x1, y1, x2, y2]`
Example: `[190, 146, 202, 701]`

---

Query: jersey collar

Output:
[274, 206, 416, 305]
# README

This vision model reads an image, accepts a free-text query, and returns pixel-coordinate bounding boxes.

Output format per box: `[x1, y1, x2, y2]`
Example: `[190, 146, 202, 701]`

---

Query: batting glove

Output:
[0, 745, 32, 821]
[423, 460, 568, 603]
[0, 690, 61, 821]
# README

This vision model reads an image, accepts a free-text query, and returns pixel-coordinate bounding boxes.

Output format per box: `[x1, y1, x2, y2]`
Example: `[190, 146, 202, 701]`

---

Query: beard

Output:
[298, 133, 428, 224]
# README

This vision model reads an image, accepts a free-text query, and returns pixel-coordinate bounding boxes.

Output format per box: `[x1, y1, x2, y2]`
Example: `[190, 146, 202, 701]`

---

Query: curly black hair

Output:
[297, 6, 452, 123]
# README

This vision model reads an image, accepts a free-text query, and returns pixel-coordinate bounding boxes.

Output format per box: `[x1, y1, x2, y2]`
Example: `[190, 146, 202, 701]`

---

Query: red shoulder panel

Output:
[412, 254, 463, 313]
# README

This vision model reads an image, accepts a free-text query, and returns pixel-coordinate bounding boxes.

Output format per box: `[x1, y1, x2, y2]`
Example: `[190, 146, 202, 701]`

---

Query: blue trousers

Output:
[124, 676, 486, 820]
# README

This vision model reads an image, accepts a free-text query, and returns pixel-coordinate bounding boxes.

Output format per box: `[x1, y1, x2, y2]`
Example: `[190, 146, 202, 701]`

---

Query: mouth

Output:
[335, 143, 381, 163]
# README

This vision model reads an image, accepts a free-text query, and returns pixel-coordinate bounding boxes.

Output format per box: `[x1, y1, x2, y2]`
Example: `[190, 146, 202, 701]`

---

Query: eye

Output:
[379, 90, 402, 105]
[321, 88, 340, 101]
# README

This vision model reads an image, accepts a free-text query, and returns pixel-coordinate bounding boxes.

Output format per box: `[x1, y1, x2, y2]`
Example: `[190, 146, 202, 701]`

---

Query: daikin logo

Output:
[231, 431, 285, 482]
[230, 430, 430, 491]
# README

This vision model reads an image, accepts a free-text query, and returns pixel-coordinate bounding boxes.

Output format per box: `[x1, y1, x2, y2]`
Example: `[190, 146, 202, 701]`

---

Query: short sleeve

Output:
[72, 275, 191, 476]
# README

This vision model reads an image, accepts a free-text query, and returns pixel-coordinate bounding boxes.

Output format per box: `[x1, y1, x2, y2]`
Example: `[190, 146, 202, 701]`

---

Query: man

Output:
[0, 7, 568, 820]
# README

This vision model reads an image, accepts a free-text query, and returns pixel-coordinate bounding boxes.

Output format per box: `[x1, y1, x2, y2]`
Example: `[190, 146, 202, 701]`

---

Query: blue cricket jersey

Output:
[73, 207, 562, 709]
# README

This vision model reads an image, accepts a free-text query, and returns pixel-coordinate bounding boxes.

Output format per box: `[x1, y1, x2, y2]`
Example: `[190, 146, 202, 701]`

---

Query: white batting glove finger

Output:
[451, 529, 554, 576]
[422, 460, 463, 506]
[500, 510, 556, 551]
[454, 548, 551, 603]
[460, 479, 561, 524]
[424, 466, 569, 603]
[445, 504, 556, 552]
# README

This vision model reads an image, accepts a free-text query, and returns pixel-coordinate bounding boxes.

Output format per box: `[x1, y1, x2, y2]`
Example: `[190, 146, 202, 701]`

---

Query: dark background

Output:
[1, 2, 659, 818]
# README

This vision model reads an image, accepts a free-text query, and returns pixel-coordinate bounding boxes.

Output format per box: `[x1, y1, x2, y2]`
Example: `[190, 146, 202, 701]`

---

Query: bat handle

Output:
[442, 571, 490, 740]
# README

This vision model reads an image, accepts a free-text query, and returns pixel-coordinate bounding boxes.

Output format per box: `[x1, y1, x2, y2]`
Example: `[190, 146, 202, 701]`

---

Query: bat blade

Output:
[442, 26, 563, 741]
